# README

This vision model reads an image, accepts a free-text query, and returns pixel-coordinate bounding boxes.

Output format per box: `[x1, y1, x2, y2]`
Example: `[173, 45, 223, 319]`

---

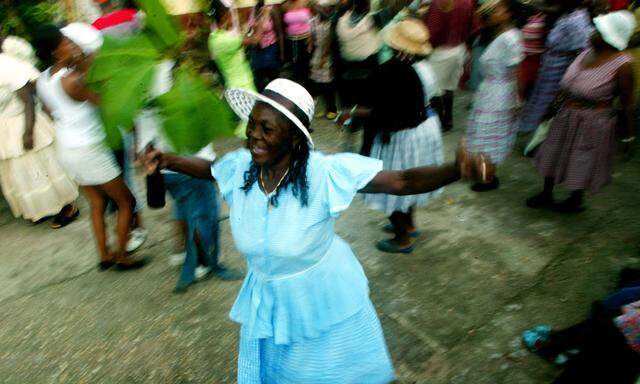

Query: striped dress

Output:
[212, 149, 395, 383]
[519, 8, 593, 133]
[534, 50, 631, 193]
[465, 28, 524, 164]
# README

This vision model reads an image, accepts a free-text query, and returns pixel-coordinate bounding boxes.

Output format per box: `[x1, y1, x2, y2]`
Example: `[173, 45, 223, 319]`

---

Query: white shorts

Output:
[56, 142, 121, 186]
[428, 44, 468, 91]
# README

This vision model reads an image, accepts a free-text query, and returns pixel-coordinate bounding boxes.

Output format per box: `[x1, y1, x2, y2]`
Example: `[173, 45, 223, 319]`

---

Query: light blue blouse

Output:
[212, 149, 383, 345]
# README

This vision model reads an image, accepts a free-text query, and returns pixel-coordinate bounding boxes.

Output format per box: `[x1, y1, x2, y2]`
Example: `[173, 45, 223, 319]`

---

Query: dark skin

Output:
[48, 38, 136, 266]
[530, 31, 635, 210]
[145, 103, 491, 208]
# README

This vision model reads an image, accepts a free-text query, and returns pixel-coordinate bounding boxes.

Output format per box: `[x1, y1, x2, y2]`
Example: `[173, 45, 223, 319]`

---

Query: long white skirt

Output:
[0, 144, 78, 221]
[364, 116, 444, 216]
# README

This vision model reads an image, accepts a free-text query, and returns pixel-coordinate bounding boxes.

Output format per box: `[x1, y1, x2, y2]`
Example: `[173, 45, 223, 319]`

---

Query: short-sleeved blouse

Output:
[212, 149, 382, 344]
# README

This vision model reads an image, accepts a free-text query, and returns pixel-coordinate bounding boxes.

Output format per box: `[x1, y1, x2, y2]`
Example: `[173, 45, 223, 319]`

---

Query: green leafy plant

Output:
[86, 0, 234, 152]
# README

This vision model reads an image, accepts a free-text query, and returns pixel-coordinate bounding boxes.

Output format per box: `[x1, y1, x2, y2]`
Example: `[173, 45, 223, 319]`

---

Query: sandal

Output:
[382, 224, 420, 238]
[376, 239, 414, 254]
[50, 207, 79, 229]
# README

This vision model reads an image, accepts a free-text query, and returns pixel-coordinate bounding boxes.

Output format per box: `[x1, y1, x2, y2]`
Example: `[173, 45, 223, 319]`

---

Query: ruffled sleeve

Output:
[211, 148, 251, 204]
[323, 153, 383, 217]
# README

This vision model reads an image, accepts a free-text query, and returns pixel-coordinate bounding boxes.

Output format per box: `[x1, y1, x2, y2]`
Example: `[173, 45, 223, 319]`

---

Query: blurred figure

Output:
[523, 284, 640, 383]
[424, 0, 478, 132]
[248, 0, 285, 91]
[332, 0, 384, 109]
[92, 0, 148, 253]
[91, 0, 142, 36]
[527, 11, 636, 213]
[518, 0, 593, 133]
[137, 61, 243, 293]
[33, 23, 143, 270]
[518, 0, 548, 100]
[208, 0, 257, 137]
[465, 0, 524, 192]
[309, 0, 338, 120]
[0, 36, 79, 227]
[282, 0, 313, 86]
[339, 19, 445, 253]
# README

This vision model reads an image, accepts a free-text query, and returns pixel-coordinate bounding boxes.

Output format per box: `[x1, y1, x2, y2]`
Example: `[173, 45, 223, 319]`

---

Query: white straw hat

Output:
[61, 22, 104, 55]
[593, 10, 637, 51]
[225, 79, 315, 148]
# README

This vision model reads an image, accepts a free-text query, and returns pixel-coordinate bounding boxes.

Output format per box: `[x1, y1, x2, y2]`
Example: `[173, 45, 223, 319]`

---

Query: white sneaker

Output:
[169, 252, 186, 266]
[195, 266, 211, 281]
[126, 228, 148, 253]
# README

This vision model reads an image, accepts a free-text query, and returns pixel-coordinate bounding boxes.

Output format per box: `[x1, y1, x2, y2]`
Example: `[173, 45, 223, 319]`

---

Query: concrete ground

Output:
[1, 92, 639, 383]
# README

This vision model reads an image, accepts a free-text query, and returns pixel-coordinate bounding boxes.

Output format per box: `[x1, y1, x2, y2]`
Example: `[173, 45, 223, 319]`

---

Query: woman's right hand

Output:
[142, 147, 168, 174]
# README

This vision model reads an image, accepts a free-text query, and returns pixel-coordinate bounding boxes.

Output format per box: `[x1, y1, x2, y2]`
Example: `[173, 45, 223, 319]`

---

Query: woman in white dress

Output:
[32, 24, 143, 270]
[0, 36, 79, 226]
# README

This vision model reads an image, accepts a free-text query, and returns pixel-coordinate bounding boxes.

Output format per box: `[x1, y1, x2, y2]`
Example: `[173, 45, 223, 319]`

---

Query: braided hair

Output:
[241, 114, 311, 208]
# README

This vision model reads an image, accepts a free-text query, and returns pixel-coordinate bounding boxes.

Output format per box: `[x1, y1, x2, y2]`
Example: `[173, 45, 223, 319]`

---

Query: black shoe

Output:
[551, 198, 585, 214]
[526, 192, 554, 209]
[471, 177, 499, 192]
[97, 261, 115, 271]
[114, 256, 148, 271]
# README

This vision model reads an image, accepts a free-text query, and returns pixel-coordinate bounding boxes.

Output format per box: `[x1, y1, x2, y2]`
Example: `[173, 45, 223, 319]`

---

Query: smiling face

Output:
[246, 102, 301, 167]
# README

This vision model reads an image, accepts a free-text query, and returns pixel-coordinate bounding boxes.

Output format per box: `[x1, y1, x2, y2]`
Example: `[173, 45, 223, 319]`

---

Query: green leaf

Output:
[99, 60, 157, 148]
[135, 0, 183, 51]
[156, 69, 235, 153]
[86, 34, 160, 87]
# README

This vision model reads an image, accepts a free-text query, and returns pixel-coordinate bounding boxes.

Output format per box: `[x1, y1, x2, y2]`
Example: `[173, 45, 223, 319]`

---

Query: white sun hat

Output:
[593, 10, 637, 51]
[225, 79, 315, 148]
[61, 22, 104, 55]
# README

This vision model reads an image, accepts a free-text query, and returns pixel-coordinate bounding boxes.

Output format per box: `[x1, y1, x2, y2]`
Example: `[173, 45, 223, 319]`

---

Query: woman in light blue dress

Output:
[144, 78, 490, 383]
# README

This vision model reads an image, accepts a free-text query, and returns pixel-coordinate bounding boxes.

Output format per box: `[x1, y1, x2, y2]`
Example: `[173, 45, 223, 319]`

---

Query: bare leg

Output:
[81, 186, 109, 262]
[390, 211, 413, 248]
[99, 176, 134, 259]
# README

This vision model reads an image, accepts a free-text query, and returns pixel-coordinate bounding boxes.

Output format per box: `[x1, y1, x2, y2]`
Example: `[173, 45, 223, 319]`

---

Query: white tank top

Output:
[36, 68, 105, 148]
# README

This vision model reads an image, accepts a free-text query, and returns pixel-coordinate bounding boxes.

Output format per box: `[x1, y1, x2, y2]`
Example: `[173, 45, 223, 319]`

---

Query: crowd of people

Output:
[1, 0, 640, 382]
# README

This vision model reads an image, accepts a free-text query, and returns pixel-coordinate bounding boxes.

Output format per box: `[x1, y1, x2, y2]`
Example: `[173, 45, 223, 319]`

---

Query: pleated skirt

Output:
[237, 299, 395, 384]
[364, 116, 444, 216]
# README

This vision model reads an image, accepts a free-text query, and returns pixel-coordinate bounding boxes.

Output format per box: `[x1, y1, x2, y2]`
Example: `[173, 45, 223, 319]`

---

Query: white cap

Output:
[593, 10, 637, 51]
[61, 22, 104, 55]
[225, 79, 315, 148]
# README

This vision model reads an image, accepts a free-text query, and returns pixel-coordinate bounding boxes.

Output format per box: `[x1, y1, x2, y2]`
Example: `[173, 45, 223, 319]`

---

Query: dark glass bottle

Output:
[146, 170, 166, 209]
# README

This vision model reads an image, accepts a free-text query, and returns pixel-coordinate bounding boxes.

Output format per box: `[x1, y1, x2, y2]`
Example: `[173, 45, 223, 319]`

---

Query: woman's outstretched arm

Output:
[144, 149, 215, 180]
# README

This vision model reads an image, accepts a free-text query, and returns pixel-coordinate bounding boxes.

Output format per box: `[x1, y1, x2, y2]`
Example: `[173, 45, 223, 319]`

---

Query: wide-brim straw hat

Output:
[594, 10, 637, 51]
[384, 18, 433, 56]
[225, 79, 315, 148]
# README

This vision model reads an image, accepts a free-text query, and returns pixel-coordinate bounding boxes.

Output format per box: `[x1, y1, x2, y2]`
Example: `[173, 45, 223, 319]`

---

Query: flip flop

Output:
[50, 208, 80, 229]
[522, 325, 552, 352]
[376, 239, 414, 254]
[382, 224, 420, 238]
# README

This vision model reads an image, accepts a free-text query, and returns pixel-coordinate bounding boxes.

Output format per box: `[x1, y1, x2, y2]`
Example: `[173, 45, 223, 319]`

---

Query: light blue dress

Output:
[212, 149, 395, 383]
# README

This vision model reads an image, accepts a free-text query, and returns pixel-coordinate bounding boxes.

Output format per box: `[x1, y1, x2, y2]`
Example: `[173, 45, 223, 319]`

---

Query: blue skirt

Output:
[237, 299, 395, 383]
